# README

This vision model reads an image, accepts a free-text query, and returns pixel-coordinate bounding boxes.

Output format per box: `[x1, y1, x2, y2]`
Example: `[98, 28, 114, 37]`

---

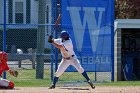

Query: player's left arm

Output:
[52, 42, 63, 49]
[8, 69, 18, 77]
[48, 35, 65, 49]
[1, 63, 18, 77]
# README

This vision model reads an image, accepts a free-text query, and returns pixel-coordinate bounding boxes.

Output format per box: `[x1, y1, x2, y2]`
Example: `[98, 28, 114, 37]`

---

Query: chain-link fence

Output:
[0, 0, 113, 87]
[0, 0, 58, 86]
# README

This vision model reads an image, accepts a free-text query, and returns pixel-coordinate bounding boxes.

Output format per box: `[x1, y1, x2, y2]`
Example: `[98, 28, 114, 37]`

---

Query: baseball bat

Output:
[51, 14, 61, 35]
[54, 14, 61, 30]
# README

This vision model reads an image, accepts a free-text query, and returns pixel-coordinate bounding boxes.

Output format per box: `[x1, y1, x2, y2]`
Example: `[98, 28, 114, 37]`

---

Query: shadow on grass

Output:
[60, 87, 89, 90]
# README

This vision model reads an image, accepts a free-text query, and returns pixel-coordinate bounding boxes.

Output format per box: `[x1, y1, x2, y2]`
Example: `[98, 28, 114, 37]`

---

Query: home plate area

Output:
[1, 86, 140, 93]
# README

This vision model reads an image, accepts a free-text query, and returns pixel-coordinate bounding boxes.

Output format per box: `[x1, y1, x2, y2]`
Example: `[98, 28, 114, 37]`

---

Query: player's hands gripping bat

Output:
[48, 35, 53, 43]
[9, 69, 18, 77]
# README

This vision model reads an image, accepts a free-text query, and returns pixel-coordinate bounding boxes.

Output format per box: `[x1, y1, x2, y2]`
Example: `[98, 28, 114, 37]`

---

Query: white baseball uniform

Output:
[0, 77, 9, 87]
[53, 38, 84, 77]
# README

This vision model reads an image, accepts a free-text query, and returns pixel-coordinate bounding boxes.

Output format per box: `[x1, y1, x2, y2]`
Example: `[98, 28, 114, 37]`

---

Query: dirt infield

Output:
[0, 86, 140, 93]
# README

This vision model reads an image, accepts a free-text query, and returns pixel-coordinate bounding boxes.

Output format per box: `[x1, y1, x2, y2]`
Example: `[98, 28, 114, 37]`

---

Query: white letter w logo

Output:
[67, 7, 105, 52]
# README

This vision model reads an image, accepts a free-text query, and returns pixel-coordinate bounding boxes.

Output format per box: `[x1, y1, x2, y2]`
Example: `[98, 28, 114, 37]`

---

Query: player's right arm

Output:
[48, 35, 68, 53]
[52, 42, 63, 49]
[48, 36, 65, 49]
[52, 40, 67, 52]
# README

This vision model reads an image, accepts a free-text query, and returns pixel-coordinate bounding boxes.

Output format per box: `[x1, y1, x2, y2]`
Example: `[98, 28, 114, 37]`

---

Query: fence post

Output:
[111, 0, 115, 81]
[32, 52, 36, 69]
[3, 0, 7, 79]
[36, 0, 46, 79]
[18, 60, 22, 68]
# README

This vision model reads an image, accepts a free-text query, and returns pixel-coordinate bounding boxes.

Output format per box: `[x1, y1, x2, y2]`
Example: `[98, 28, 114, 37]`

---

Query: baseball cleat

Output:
[88, 80, 95, 89]
[48, 84, 55, 89]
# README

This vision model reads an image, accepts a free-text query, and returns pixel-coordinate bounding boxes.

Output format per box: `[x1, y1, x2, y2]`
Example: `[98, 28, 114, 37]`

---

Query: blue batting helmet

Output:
[60, 31, 69, 39]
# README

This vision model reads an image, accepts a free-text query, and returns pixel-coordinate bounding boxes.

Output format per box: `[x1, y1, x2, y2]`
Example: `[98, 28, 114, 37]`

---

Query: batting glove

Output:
[48, 35, 54, 43]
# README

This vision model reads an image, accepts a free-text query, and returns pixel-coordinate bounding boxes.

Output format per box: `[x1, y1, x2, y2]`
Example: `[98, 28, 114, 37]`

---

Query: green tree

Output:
[115, 0, 134, 19]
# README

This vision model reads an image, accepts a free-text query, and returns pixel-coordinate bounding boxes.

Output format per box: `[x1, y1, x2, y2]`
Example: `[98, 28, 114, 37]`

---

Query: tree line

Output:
[115, 0, 140, 19]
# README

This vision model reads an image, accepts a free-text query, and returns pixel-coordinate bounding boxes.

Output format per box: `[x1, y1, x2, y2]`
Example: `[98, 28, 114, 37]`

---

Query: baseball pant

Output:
[55, 57, 84, 77]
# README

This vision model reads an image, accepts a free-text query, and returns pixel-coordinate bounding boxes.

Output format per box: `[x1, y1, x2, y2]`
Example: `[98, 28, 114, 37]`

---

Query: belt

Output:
[63, 55, 74, 60]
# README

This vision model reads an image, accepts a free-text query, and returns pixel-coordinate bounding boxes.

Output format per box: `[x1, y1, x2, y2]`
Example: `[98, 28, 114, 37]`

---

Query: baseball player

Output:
[48, 31, 95, 89]
[0, 52, 17, 89]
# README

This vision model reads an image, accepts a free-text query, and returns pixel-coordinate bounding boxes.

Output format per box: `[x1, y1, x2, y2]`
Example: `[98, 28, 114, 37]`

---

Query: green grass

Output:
[7, 69, 51, 87]
[97, 81, 140, 86]
[7, 69, 95, 87]
[6, 69, 140, 87]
